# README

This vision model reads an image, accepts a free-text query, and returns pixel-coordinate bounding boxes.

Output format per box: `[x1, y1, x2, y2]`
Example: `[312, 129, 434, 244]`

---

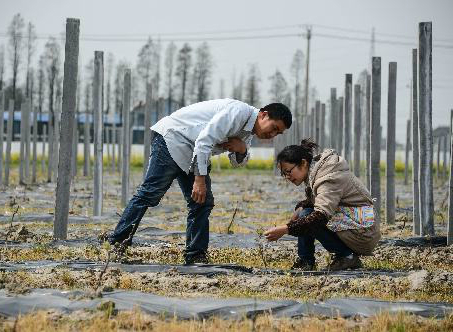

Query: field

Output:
[0, 160, 452, 331]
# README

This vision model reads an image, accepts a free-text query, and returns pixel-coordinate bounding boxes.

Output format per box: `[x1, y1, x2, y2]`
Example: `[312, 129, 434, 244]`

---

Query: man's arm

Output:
[193, 102, 252, 176]
[227, 135, 253, 167]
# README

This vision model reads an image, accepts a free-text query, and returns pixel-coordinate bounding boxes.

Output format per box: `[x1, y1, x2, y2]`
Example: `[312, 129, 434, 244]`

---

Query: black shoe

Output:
[291, 257, 316, 271]
[327, 254, 363, 271]
[184, 251, 209, 265]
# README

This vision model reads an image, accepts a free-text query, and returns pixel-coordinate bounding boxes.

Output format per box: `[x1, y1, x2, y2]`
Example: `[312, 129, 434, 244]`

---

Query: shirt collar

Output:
[243, 108, 260, 132]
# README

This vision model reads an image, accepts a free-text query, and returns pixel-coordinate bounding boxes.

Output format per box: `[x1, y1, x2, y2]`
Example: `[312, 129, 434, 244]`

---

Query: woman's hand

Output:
[264, 225, 288, 242]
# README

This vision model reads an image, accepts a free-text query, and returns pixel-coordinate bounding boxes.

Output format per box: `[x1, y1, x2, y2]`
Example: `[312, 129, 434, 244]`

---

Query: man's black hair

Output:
[260, 103, 292, 129]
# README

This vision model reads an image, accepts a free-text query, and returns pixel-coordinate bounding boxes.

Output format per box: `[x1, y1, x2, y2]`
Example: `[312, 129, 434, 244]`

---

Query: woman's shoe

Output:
[291, 257, 316, 271]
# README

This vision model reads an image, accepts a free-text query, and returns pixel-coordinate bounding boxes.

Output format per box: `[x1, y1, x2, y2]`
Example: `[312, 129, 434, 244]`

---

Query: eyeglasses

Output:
[280, 164, 297, 178]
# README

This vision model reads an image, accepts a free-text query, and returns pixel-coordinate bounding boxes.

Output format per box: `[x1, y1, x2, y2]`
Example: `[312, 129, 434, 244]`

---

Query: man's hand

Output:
[191, 175, 206, 204]
[291, 207, 303, 222]
[264, 225, 288, 242]
[221, 137, 246, 154]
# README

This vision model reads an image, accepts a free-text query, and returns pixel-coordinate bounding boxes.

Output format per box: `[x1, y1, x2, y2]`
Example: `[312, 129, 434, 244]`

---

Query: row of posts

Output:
[0, 18, 136, 239]
[0, 19, 451, 244]
[275, 22, 452, 244]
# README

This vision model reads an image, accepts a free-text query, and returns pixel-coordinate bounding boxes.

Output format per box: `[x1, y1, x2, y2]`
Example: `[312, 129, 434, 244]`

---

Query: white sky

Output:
[1, 0, 452, 144]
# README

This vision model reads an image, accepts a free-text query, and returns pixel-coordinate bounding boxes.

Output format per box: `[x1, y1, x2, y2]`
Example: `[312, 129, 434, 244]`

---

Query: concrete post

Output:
[343, 74, 353, 163]
[19, 101, 26, 184]
[52, 98, 61, 183]
[105, 125, 110, 167]
[386, 62, 397, 225]
[412, 49, 421, 235]
[0, 92, 4, 186]
[71, 110, 78, 178]
[404, 119, 411, 185]
[143, 83, 152, 178]
[111, 117, 116, 172]
[448, 109, 453, 245]
[437, 136, 441, 180]
[329, 88, 337, 149]
[370, 57, 382, 222]
[24, 99, 31, 181]
[366, 74, 371, 189]
[315, 101, 320, 143]
[54, 18, 79, 240]
[418, 22, 434, 236]
[443, 135, 447, 180]
[47, 113, 54, 182]
[338, 97, 344, 155]
[32, 105, 38, 183]
[353, 84, 361, 177]
[93, 51, 104, 216]
[320, 103, 326, 150]
[117, 126, 122, 173]
[41, 124, 46, 174]
[4, 99, 14, 186]
[83, 109, 90, 176]
[121, 69, 131, 207]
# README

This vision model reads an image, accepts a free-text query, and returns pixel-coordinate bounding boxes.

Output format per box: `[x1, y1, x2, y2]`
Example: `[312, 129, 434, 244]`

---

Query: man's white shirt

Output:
[151, 98, 259, 176]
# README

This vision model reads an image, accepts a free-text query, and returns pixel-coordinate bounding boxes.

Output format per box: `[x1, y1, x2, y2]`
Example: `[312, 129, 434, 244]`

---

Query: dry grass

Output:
[1, 309, 452, 332]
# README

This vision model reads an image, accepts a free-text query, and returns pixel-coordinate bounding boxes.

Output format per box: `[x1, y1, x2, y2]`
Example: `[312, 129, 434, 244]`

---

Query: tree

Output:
[164, 42, 176, 112]
[7, 13, 25, 109]
[0, 45, 5, 92]
[137, 38, 161, 100]
[290, 49, 304, 116]
[37, 55, 45, 116]
[114, 60, 128, 121]
[25, 22, 37, 98]
[245, 63, 260, 106]
[268, 69, 288, 103]
[193, 42, 213, 102]
[232, 71, 244, 100]
[175, 43, 192, 107]
[218, 78, 225, 99]
[43, 37, 61, 123]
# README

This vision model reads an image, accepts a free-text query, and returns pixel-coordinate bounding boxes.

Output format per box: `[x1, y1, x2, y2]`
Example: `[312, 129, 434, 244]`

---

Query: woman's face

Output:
[279, 160, 309, 186]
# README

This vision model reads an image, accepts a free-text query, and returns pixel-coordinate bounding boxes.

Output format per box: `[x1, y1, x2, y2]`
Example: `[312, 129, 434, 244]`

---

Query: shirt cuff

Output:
[195, 152, 210, 176]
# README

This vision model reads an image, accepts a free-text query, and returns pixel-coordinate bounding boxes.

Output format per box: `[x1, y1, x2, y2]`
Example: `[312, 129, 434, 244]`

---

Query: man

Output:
[109, 98, 292, 264]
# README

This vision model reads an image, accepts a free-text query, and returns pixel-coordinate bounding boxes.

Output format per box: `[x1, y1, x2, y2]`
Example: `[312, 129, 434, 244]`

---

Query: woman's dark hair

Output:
[260, 103, 292, 129]
[276, 138, 319, 165]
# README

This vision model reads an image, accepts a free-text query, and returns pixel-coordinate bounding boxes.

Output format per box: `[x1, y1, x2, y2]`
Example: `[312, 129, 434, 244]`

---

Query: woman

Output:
[264, 139, 380, 271]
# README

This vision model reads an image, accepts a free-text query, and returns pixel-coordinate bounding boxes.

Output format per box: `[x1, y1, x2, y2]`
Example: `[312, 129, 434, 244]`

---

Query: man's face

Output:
[254, 112, 287, 139]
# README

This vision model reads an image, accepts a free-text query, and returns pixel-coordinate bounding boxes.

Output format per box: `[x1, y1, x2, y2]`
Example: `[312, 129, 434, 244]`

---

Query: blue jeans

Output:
[110, 133, 214, 260]
[297, 208, 353, 263]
